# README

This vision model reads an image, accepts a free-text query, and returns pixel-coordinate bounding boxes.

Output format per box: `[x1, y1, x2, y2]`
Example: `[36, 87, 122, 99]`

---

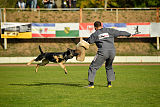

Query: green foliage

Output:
[0, 0, 16, 8]
[77, 0, 160, 8]
[77, 0, 104, 8]
[0, 0, 45, 8]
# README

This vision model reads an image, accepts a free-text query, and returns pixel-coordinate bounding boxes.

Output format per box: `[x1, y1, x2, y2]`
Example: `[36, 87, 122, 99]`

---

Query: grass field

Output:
[0, 65, 159, 107]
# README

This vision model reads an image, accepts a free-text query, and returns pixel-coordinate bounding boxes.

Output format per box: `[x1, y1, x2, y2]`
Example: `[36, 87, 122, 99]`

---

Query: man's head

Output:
[94, 21, 102, 30]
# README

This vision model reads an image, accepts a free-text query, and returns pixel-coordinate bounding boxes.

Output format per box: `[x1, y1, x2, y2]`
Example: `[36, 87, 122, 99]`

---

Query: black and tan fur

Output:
[27, 46, 78, 74]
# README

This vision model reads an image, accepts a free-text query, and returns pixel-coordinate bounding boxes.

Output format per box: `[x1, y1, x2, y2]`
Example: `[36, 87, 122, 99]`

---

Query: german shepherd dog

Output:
[27, 46, 78, 74]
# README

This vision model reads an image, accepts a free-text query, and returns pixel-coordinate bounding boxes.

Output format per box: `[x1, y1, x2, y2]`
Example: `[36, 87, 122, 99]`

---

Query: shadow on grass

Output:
[9, 82, 83, 87]
[9, 82, 106, 88]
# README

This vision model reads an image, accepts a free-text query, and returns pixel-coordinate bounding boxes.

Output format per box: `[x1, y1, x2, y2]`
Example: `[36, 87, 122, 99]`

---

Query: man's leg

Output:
[31, 1, 33, 8]
[34, 0, 37, 8]
[88, 54, 105, 83]
[105, 58, 115, 81]
[105, 58, 115, 87]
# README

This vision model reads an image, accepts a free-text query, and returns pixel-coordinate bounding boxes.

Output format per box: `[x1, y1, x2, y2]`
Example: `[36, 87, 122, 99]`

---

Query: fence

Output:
[0, 8, 160, 50]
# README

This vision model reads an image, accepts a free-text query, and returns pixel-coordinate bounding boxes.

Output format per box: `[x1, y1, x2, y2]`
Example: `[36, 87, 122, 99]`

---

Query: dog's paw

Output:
[65, 72, 68, 74]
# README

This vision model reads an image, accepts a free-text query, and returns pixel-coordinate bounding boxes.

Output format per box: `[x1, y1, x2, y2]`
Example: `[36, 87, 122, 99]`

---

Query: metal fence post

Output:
[157, 37, 159, 50]
[3, 8, 7, 50]
[39, 8, 41, 22]
[156, 8, 159, 50]
[116, 9, 118, 23]
[0, 9, 2, 23]
[80, 8, 82, 23]
[80, 8, 83, 41]
[156, 8, 159, 23]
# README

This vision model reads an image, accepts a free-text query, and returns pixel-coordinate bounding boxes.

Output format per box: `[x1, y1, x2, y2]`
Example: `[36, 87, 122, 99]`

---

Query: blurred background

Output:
[0, 0, 160, 60]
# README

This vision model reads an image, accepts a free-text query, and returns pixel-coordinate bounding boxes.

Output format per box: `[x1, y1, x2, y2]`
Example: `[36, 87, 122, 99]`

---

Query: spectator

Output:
[31, 0, 37, 9]
[43, 0, 49, 8]
[49, 0, 55, 8]
[62, 0, 67, 8]
[43, 0, 56, 8]
[17, 0, 26, 9]
[67, 0, 71, 8]
[26, 0, 32, 8]
[72, 0, 77, 8]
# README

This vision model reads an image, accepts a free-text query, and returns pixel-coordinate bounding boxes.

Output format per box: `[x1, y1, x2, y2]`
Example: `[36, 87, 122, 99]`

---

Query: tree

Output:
[133, 0, 160, 7]
[76, 0, 160, 8]
[77, 0, 104, 8]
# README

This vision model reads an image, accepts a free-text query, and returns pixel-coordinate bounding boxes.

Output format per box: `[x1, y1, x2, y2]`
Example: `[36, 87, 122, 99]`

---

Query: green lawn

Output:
[0, 65, 159, 107]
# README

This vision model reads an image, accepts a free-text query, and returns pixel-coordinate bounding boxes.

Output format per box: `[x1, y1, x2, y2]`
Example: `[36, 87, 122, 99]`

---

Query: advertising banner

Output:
[150, 23, 160, 37]
[32, 23, 56, 38]
[55, 23, 79, 37]
[103, 23, 127, 31]
[79, 23, 95, 37]
[1, 22, 32, 38]
[1, 22, 155, 38]
[126, 23, 150, 37]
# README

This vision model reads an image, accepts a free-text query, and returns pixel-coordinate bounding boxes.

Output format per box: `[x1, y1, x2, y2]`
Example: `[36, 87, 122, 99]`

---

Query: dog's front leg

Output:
[35, 64, 39, 72]
[59, 62, 68, 74]
[27, 59, 35, 66]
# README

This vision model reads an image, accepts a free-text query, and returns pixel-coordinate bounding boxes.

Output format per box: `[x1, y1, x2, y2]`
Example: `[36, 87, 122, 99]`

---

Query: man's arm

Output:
[83, 33, 98, 44]
[108, 28, 131, 37]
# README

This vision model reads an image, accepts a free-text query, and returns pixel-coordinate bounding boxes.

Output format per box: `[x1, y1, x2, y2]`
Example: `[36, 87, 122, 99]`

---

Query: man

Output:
[43, 0, 54, 8]
[62, 0, 67, 8]
[17, 0, 26, 9]
[72, 0, 77, 8]
[84, 21, 132, 88]
[26, 0, 32, 8]
[31, 0, 37, 9]
[67, 0, 71, 8]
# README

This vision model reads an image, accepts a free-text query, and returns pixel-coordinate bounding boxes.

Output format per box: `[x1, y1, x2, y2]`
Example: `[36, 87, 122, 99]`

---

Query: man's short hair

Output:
[94, 21, 102, 28]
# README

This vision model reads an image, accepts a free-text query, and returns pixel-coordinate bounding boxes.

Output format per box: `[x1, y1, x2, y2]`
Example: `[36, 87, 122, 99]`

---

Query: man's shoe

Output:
[84, 85, 94, 88]
[107, 85, 112, 88]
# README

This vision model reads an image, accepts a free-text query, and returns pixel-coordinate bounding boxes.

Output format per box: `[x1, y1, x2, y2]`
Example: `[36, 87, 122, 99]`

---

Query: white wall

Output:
[0, 56, 160, 63]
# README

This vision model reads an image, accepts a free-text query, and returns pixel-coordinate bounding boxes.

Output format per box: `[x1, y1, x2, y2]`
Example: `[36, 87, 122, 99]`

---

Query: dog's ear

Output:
[66, 48, 71, 55]
[67, 48, 71, 51]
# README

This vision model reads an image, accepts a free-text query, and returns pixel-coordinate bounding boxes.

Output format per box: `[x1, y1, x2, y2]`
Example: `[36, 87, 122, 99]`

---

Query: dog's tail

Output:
[39, 45, 44, 54]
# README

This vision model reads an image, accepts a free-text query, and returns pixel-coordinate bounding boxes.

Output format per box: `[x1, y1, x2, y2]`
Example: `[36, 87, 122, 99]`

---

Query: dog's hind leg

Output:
[27, 59, 35, 66]
[53, 56, 59, 62]
[59, 62, 68, 74]
[35, 59, 49, 72]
